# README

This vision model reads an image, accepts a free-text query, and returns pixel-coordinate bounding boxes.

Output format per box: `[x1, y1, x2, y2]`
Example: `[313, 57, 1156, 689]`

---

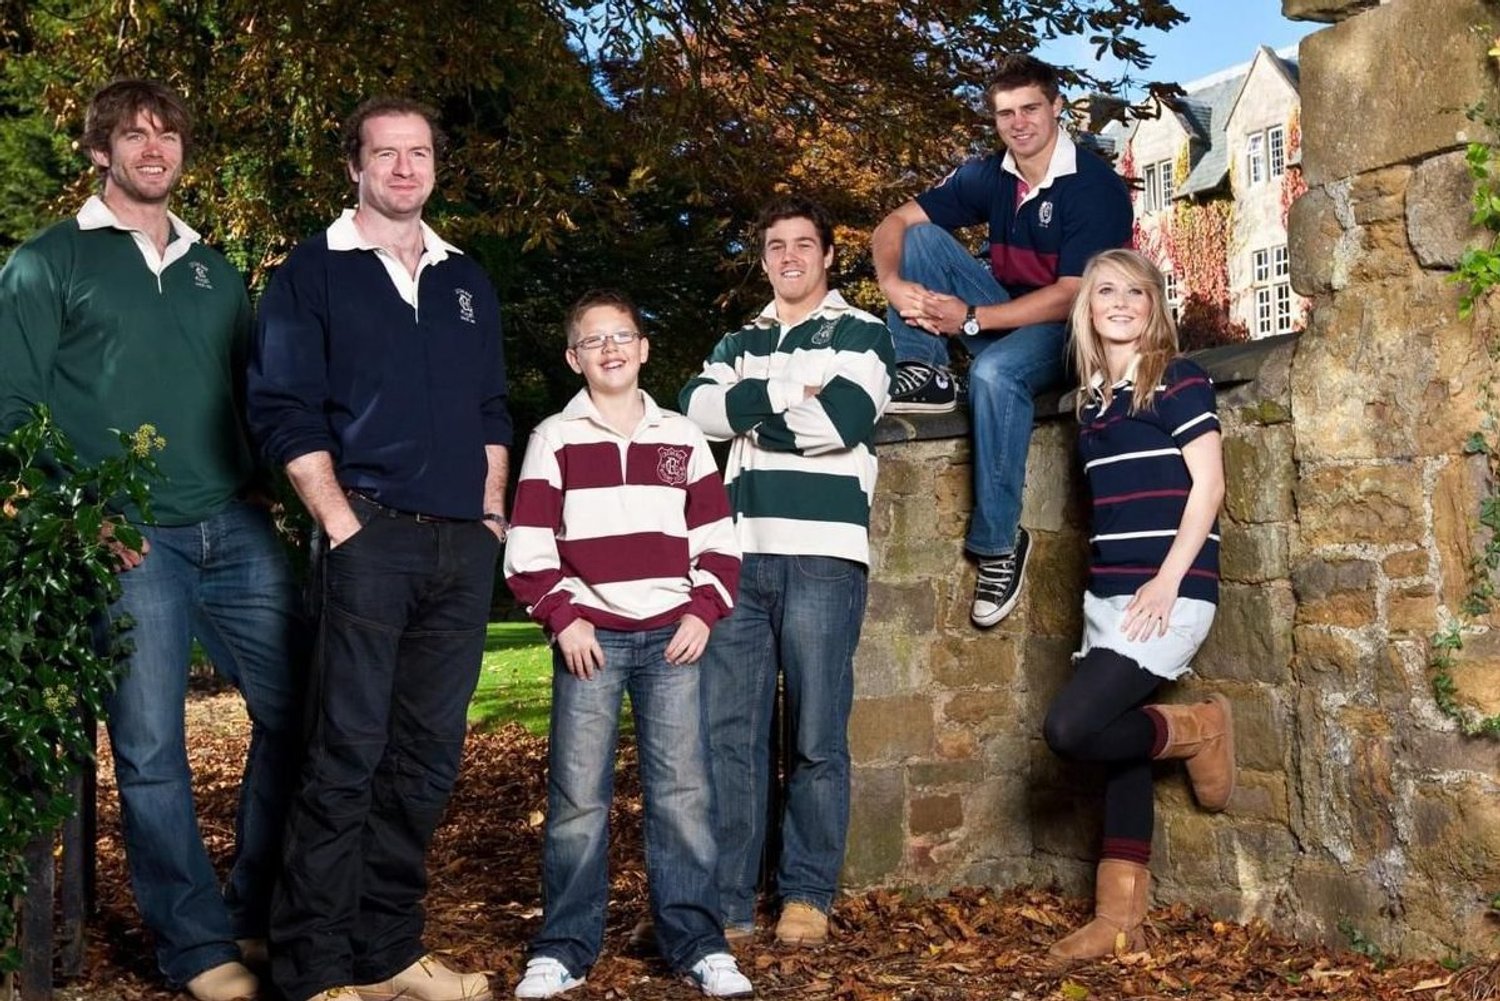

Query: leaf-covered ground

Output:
[59, 692, 1494, 1000]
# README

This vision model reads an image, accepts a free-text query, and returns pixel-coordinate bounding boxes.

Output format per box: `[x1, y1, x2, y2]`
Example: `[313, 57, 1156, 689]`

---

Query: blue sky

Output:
[1039, 0, 1321, 92]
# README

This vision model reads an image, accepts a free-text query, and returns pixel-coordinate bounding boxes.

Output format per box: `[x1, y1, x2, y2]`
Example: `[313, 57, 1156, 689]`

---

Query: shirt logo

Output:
[189, 262, 213, 290]
[1038, 201, 1054, 227]
[656, 446, 689, 487]
[455, 287, 475, 324]
[810, 321, 835, 346]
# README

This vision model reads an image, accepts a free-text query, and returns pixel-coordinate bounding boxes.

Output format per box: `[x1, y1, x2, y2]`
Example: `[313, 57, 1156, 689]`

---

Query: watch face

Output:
[963, 318, 980, 336]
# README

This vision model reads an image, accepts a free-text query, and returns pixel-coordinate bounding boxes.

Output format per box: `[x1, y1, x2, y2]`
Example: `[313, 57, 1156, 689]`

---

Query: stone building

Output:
[847, 0, 1500, 956]
[1103, 46, 1310, 340]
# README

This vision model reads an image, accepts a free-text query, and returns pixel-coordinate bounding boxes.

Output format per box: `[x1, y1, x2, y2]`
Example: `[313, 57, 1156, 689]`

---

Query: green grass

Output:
[467, 620, 638, 736]
[468, 621, 554, 733]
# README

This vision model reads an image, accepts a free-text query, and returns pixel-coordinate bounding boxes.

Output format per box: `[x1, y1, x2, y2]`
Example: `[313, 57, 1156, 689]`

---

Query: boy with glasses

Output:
[504, 289, 752, 999]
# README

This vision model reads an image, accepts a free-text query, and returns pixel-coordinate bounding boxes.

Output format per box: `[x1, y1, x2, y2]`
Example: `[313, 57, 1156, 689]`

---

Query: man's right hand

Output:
[327, 511, 365, 549]
[557, 619, 605, 680]
[101, 520, 149, 572]
[883, 277, 949, 336]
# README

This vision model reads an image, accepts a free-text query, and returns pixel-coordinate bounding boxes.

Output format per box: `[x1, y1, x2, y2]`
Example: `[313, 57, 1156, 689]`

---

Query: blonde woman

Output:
[1042, 249, 1235, 961]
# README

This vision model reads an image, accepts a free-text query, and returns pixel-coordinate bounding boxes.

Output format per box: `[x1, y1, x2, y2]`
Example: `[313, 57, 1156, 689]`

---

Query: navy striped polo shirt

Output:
[1078, 356, 1222, 604]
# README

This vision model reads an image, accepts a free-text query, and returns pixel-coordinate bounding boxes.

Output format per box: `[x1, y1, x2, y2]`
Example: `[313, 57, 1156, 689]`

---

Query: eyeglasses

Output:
[570, 330, 641, 352]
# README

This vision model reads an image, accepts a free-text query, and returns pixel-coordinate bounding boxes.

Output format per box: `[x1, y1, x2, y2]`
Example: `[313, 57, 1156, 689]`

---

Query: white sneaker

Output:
[512, 957, 584, 999]
[684, 952, 754, 998]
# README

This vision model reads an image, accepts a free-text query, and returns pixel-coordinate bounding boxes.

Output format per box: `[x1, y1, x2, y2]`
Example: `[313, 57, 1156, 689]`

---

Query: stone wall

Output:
[843, 0, 1500, 955]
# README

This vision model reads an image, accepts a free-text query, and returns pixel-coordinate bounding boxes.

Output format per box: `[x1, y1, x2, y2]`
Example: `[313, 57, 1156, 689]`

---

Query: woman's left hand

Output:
[1123, 575, 1180, 642]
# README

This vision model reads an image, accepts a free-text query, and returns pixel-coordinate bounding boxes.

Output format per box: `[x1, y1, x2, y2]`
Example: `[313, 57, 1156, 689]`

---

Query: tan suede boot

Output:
[774, 902, 828, 946]
[1149, 694, 1236, 811]
[1047, 860, 1150, 962]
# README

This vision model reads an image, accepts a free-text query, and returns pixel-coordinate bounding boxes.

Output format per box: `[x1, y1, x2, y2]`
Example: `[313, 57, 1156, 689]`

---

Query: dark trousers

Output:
[1042, 648, 1163, 853]
[270, 505, 498, 1001]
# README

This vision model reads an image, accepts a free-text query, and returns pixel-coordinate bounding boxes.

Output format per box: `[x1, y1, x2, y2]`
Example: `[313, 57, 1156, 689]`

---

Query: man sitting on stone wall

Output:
[870, 54, 1133, 629]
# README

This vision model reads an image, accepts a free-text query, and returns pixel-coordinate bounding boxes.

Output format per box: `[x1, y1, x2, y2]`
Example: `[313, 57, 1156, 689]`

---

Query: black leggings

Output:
[1043, 647, 1163, 854]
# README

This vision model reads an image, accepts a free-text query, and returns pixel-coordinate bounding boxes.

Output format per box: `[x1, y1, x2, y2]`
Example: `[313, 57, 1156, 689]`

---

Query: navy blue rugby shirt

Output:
[248, 215, 512, 520]
[1077, 356, 1221, 604]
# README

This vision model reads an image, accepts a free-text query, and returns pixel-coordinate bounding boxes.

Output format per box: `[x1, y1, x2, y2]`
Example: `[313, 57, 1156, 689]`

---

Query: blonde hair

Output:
[1069, 249, 1179, 416]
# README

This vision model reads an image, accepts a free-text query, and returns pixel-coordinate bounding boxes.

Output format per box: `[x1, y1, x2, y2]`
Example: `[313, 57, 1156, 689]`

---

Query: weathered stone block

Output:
[1160, 811, 1226, 884]
[1220, 521, 1290, 584]
[932, 633, 1017, 690]
[1223, 426, 1296, 523]
[1194, 583, 1295, 683]
[908, 759, 986, 788]
[1290, 282, 1435, 461]
[1292, 558, 1378, 628]
[866, 580, 938, 633]
[852, 634, 924, 699]
[909, 794, 963, 835]
[1349, 166, 1411, 224]
[1388, 585, 1438, 637]
[941, 690, 1018, 738]
[1229, 770, 1291, 825]
[1409, 148, 1491, 268]
[1288, 185, 1351, 295]
[1300, 0, 1496, 186]
[1445, 652, 1500, 719]
[843, 767, 905, 885]
[1022, 531, 1087, 640]
[1221, 687, 1285, 773]
[1381, 548, 1430, 580]
[1296, 463, 1424, 548]
[849, 696, 935, 764]
[1282, 0, 1379, 24]
[1020, 424, 1084, 532]
[1434, 453, 1493, 610]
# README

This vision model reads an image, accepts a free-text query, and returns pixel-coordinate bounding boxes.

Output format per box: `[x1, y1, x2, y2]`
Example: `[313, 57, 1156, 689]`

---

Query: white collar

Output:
[325, 208, 462, 261]
[754, 288, 855, 328]
[76, 194, 201, 243]
[1001, 131, 1079, 198]
[560, 387, 664, 431]
[75, 195, 200, 274]
[1087, 354, 1142, 392]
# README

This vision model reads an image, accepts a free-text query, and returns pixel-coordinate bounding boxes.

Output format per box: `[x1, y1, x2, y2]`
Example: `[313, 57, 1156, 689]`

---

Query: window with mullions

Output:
[1268, 125, 1286, 178]
[1246, 132, 1265, 186]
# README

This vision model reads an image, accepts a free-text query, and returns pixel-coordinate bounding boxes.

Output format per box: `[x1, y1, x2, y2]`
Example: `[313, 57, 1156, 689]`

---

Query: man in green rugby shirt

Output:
[680, 196, 894, 948]
[0, 80, 303, 1001]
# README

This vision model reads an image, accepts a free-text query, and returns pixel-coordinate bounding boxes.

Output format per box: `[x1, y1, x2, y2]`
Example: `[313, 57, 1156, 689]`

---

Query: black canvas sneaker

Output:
[887, 361, 958, 413]
[971, 527, 1031, 627]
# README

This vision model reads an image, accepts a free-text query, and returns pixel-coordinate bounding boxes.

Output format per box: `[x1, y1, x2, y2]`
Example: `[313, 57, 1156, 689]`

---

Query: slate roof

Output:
[1105, 46, 1301, 200]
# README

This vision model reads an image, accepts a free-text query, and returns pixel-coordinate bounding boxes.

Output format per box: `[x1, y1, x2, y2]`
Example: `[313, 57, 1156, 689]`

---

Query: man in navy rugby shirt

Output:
[248, 97, 510, 1001]
[871, 54, 1132, 629]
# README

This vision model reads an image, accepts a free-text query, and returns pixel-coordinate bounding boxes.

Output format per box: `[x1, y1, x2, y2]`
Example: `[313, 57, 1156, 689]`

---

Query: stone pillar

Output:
[1278, 0, 1500, 953]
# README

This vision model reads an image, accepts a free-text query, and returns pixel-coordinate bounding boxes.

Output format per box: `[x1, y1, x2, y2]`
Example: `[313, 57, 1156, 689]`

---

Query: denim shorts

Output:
[1074, 590, 1216, 680]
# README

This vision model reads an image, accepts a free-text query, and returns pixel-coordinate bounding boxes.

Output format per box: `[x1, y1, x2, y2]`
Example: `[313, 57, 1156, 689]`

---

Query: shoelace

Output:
[891, 364, 932, 397]
[975, 555, 1016, 601]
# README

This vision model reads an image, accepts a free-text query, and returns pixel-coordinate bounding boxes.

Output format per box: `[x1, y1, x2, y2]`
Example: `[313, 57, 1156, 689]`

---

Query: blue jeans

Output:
[887, 223, 1068, 556]
[532, 624, 725, 976]
[271, 504, 498, 1001]
[700, 554, 868, 923]
[103, 500, 305, 987]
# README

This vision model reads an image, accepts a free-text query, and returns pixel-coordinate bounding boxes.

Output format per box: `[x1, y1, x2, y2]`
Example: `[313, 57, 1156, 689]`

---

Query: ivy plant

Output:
[0, 406, 160, 971]
[1430, 98, 1500, 737]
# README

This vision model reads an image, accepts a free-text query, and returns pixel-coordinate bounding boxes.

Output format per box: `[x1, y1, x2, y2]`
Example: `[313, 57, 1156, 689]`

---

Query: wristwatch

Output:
[961, 304, 981, 337]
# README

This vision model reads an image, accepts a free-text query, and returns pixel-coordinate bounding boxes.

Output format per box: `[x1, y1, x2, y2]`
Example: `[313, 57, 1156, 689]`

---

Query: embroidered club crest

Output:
[1038, 201, 1054, 227]
[810, 321, 834, 347]
[455, 287, 476, 324]
[190, 261, 213, 290]
[656, 446, 689, 487]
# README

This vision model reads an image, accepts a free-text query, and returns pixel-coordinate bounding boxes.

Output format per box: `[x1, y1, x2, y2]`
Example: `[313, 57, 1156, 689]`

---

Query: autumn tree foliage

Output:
[0, 0, 1187, 428]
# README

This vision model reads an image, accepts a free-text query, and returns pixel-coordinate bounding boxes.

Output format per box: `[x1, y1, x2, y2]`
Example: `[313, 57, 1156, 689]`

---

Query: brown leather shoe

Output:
[185, 961, 259, 1001]
[774, 902, 828, 946]
[354, 954, 492, 1001]
[1047, 860, 1150, 963]
[1149, 694, 1236, 811]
